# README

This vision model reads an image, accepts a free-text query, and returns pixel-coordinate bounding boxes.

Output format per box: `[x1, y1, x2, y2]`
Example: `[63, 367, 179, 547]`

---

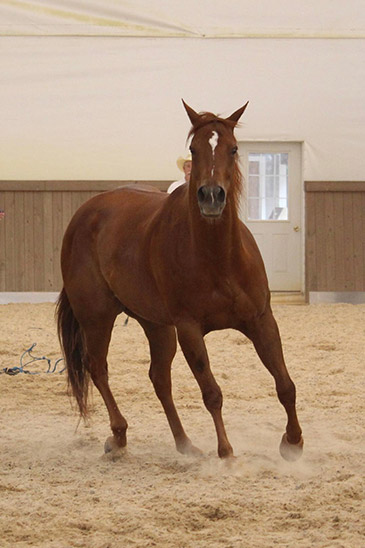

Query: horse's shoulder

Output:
[238, 219, 260, 249]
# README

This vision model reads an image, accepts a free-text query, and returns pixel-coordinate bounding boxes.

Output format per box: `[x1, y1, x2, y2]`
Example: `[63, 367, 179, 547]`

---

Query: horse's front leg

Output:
[176, 322, 233, 458]
[242, 306, 303, 461]
[138, 318, 201, 456]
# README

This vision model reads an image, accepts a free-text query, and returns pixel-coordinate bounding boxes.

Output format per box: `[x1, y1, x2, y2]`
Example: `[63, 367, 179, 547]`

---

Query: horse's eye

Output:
[189, 146, 195, 155]
[231, 146, 238, 155]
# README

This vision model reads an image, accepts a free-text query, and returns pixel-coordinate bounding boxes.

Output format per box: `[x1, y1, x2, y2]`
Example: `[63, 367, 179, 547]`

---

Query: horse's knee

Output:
[203, 385, 223, 411]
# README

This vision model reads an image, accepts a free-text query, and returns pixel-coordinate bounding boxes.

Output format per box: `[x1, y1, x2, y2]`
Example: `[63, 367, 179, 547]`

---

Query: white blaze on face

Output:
[209, 130, 219, 176]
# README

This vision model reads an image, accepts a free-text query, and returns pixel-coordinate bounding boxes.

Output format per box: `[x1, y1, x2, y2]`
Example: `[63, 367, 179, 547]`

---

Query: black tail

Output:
[56, 288, 90, 417]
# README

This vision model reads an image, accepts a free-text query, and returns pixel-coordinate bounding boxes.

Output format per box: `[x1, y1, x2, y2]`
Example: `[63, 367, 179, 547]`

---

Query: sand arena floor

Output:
[0, 302, 364, 548]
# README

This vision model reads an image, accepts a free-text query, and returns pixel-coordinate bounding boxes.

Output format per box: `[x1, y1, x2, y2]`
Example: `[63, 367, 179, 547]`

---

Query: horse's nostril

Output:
[215, 186, 226, 204]
[197, 186, 206, 203]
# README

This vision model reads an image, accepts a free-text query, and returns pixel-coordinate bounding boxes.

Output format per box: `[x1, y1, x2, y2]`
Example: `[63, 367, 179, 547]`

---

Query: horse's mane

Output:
[231, 156, 243, 213]
[188, 112, 243, 211]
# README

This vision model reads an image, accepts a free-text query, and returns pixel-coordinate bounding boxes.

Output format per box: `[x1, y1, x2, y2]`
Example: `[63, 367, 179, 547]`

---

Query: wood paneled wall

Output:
[0, 181, 170, 292]
[3, 180, 364, 295]
[305, 181, 365, 299]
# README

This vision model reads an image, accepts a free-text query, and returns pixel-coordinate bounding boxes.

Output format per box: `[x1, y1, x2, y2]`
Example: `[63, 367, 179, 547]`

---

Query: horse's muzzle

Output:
[197, 185, 226, 218]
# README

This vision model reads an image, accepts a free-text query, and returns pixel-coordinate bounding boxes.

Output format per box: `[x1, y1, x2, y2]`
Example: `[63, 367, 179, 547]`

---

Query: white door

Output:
[239, 142, 303, 291]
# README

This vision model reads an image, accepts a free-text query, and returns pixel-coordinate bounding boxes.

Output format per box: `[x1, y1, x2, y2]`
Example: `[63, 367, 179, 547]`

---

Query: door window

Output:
[248, 152, 288, 220]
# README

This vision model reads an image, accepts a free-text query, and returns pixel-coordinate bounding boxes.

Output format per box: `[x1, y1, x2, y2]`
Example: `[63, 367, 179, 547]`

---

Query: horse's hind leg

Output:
[64, 283, 127, 452]
[242, 307, 303, 461]
[82, 315, 129, 453]
[138, 318, 201, 456]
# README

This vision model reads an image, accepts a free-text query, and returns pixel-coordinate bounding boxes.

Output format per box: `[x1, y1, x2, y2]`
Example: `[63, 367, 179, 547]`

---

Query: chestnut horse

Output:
[57, 101, 303, 461]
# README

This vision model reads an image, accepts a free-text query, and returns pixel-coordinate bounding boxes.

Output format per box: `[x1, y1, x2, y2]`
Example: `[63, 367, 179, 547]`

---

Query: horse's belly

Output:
[107, 267, 172, 325]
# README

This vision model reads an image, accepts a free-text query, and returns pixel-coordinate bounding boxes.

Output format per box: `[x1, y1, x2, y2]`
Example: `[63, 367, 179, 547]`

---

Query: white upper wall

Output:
[1, 1, 364, 181]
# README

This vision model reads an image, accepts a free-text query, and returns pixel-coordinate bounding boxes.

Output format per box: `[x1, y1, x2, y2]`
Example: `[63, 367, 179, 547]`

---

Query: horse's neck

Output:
[189, 197, 242, 266]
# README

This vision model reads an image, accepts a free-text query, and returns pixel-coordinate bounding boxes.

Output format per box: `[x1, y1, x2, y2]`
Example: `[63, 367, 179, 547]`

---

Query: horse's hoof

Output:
[104, 436, 125, 454]
[279, 433, 304, 462]
[176, 438, 203, 457]
[218, 443, 234, 459]
[104, 437, 114, 453]
[187, 445, 203, 457]
[221, 454, 237, 469]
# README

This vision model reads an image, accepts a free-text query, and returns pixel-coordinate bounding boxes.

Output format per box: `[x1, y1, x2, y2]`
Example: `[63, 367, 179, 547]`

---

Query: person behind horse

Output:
[167, 154, 192, 193]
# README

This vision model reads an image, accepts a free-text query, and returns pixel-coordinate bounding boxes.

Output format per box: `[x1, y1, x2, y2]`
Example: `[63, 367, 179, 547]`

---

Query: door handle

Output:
[293, 226, 300, 232]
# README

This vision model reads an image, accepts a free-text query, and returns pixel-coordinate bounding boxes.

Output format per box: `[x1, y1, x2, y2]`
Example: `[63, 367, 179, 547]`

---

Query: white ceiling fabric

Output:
[1, 2, 364, 181]
[1, 0, 364, 37]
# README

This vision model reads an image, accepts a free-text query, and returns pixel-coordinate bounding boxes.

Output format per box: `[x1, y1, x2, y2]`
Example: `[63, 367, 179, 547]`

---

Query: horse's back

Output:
[115, 183, 163, 194]
[65, 185, 166, 236]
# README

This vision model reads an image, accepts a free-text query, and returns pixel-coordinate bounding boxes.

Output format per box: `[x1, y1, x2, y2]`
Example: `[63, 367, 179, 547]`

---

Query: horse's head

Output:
[182, 100, 248, 219]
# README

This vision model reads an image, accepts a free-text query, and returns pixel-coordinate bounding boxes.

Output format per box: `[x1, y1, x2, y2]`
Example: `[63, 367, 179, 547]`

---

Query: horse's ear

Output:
[182, 99, 200, 127]
[226, 102, 249, 124]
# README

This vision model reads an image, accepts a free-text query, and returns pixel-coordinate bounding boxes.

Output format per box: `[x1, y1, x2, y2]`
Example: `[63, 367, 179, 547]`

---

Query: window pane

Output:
[247, 152, 288, 220]
[265, 177, 274, 198]
[248, 175, 260, 198]
[248, 198, 260, 220]
[248, 159, 259, 175]
[265, 154, 274, 175]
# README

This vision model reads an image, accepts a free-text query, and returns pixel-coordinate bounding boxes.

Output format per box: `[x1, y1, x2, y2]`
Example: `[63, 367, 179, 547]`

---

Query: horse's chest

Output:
[182, 278, 255, 330]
